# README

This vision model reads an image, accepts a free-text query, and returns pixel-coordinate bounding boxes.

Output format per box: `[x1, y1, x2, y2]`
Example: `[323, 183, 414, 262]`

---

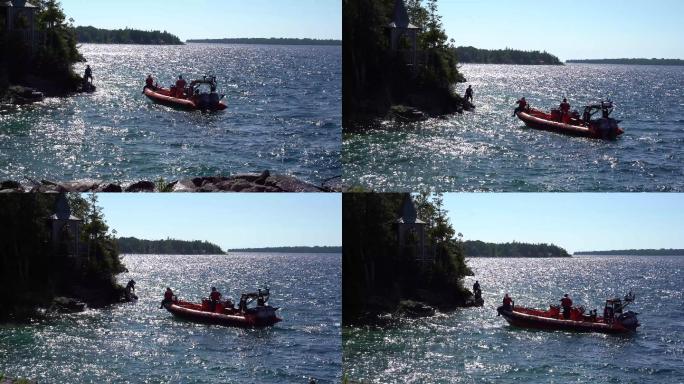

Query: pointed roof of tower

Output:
[387, 0, 419, 29]
[50, 193, 82, 221]
[396, 195, 425, 224]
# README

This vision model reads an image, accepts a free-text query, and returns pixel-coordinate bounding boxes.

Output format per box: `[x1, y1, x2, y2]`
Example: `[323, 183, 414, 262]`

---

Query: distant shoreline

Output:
[566, 58, 684, 66]
[227, 246, 341, 253]
[574, 249, 684, 256]
[186, 38, 341, 46]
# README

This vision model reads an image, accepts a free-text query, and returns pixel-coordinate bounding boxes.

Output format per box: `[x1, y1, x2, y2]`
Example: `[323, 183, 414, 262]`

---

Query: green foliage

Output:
[0, 0, 83, 91]
[0, 194, 124, 321]
[454, 46, 563, 65]
[343, 193, 470, 324]
[116, 237, 224, 255]
[75, 26, 183, 45]
[462, 240, 571, 258]
[186, 38, 340, 46]
[343, 0, 466, 124]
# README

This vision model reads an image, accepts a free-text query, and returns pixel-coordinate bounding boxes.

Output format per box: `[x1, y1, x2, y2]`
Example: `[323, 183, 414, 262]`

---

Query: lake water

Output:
[343, 256, 684, 383]
[343, 64, 684, 191]
[0, 44, 341, 185]
[0, 253, 341, 383]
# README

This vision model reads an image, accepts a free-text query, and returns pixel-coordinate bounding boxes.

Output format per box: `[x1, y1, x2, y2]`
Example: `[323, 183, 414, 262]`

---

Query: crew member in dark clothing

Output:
[84, 65, 93, 84]
[473, 280, 481, 293]
[560, 294, 573, 319]
[465, 85, 473, 103]
[145, 74, 155, 90]
[559, 98, 571, 123]
[209, 287, 221, 311]
[125, 279, 137, 301]
[160, 287, 174, 308]
[513, 97, 528, 116]
[497, 293, 515, 316]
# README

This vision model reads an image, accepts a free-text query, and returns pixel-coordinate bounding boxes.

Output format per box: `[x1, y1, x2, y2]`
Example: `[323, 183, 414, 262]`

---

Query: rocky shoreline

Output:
[348, 291, 483, 327]
[0, 171, 344, 193]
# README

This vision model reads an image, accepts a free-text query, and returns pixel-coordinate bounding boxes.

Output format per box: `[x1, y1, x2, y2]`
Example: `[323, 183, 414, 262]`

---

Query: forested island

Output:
[344, 0, 473, 129]
[0, 194, 126, 321]
[186, 38, 341, 46]
[463, 240, 571, 258]
[566, 58, 684, 66]
[228, 246, 342, 253]
[455, 46, 562, 65]
[574, 249, 684, 256]
[1, 0, 86, 100]
[117, 237, 224, 254]
[344, 193, 473, 325]
[75, 26, 183, 45]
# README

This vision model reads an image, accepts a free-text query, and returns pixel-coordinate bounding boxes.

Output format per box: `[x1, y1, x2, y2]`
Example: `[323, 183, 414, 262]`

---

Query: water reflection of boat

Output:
[163, 287, 281, 327]
[515, 101, 624, 140]
[497, 292, 639, 334]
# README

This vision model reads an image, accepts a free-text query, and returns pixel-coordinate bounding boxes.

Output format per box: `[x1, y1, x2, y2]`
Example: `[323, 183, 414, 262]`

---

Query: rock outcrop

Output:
[0, 171, 344, 193]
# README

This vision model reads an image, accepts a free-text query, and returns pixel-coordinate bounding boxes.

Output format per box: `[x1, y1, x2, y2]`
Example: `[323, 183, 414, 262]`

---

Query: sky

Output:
[96, 194, 341, 251]
[59, 0, 341, 41]
[437, 0, 684, 60]
[441, 193, 684, 254]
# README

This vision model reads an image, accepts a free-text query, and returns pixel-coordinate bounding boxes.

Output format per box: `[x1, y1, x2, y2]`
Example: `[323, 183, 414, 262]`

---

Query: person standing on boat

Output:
[559, 98, 571, 123]
[501, 293, 514, 312]
[465, 85, 473, 103]
[513, 97, 527, 116]
[210, 287, 222, 311]
[560, 294, 573, 319]
[175, 75, 187, 97]
[144, 74, 155, 90]
[160, 287, 174, 308]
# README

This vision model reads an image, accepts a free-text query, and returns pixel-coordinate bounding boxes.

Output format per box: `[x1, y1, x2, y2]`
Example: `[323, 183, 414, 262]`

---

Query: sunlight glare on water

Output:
[343, 256, 684, 384]
[343, 64, 684, 192]
[0, 44, 341, 184]
[0, 253, 341, 384]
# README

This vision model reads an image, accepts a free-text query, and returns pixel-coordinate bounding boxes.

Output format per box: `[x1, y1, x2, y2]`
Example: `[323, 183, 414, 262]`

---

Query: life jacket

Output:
[146, 77, 154, 87]
[503, 297, 512, 306]
[561, 297, 572, 307]
[210, 291, 221, 301]
[164, 290, 173, 300]
[560, 102, 570, 113]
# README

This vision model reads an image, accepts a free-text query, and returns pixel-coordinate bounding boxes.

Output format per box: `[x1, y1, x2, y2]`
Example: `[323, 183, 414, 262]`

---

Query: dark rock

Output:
[229, 179, 253, 192]
[253, 170, 271, 185]
[320, 176, 345, 192]
[198, 183, 219, 192]
[97, 183, 123, 192]
[0, 180, 21, 190]
[398, 300, 436, 318]
[125, 181, 155, 192]
[265, 175, 322, 192]
[57, 181, 101, 192]
[51, 297, 86, 313]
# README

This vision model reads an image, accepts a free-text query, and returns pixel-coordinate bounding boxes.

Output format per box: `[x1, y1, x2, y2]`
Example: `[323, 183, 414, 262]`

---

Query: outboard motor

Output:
[209, 92, 220, 107]
[198, 93, 211, 109]
[593, 118, 619, 140]
[617, 311, 640, 330]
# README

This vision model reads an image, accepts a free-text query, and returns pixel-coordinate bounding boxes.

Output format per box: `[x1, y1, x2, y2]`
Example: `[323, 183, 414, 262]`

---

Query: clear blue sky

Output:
[442, 193, 684, 253]
[438, 0, 684, 60]
[96, 194, 341, 251]
[59, 0, 341, 40]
